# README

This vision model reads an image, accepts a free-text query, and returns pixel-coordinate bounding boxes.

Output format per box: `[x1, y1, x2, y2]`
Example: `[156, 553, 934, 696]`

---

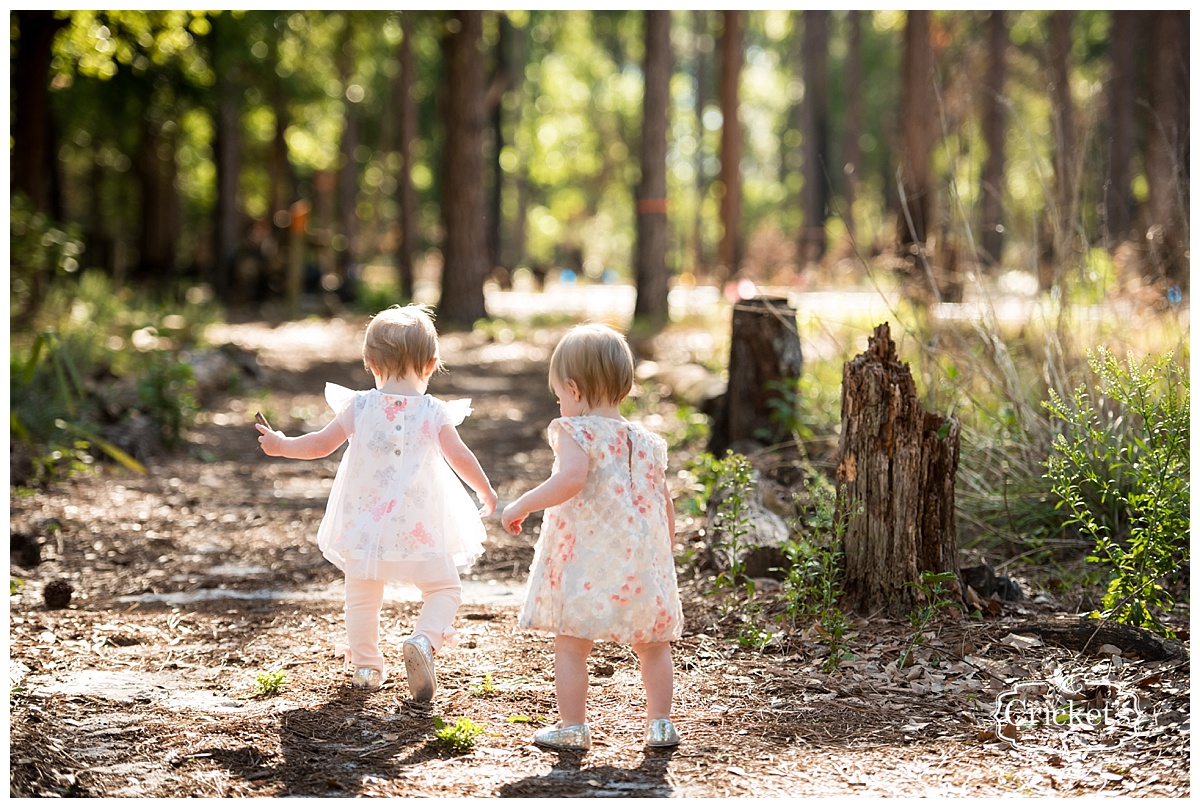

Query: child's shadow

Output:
[497, 747, 677, 798]
[196, 686, 436, 797]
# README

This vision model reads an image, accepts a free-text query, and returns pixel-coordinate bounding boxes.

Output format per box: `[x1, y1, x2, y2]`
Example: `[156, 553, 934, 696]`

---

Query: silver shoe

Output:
[533, 723, 591, 751]
[402, 634, 436, 702]
[351, 667, 384, 691]
[644, 718, 680, 747]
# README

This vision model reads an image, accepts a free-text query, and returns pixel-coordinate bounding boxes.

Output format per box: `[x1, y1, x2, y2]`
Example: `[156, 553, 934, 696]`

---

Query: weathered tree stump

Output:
[707, 296, 803, 456]
[836, 322, 960, 617]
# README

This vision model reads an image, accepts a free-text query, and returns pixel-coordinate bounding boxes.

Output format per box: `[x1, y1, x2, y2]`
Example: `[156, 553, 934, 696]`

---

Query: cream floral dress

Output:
[316, 383, 486, 582]
[519, 416, 683, 644]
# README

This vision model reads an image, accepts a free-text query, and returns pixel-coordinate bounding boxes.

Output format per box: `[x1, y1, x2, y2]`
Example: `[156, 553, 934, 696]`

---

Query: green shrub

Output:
[1043, 348, 1189, 636]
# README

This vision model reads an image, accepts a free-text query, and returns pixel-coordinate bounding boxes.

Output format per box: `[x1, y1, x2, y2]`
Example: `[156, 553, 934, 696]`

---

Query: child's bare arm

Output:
[501, 431, 588, 534]
[256, 419, 347, 460]
[438, 424, 498, 516]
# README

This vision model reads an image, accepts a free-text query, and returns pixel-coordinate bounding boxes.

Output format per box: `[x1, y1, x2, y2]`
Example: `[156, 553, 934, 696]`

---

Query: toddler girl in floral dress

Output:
[257, 304, 496, 701]
[502, 323, 683, 751]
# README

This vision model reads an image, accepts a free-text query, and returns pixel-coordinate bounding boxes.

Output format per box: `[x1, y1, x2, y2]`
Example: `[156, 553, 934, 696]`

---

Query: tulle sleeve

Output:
[437, 397, 473, 428]
[325, 382, 360, 436]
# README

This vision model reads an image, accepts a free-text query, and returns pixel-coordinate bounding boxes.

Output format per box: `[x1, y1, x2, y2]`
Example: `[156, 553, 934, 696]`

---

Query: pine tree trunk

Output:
[896, 11, 934, 255]
[836, 323, 960, 617]
[799, 10, 829, 266]
[978, 10, 1008, 269]
[397, 12, 417, 303]
[708, 296, 803, 457]
[439, 10, 490, 328]
[1105, 11, 1138, 248]
[633, 10, 673, 331]
[718, 10, 743, 281]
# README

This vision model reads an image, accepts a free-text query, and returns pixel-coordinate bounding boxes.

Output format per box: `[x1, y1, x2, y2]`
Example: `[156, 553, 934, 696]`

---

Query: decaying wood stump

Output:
[707, 296, 803, 456]
[836, 322, 960, 617]
[1007, 617, 1188, 661]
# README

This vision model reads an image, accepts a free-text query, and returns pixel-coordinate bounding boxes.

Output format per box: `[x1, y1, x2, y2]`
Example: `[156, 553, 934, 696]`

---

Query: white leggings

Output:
[343, 574, 462, 674]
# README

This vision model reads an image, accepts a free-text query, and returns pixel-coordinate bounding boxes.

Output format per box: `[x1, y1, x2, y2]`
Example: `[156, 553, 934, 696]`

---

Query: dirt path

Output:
[8, 317, 1190, 798]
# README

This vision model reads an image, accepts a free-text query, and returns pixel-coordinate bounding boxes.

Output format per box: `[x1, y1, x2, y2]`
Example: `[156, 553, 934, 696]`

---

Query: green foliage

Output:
[471, 672, 497, 697]
[431, 716, 485, 753]
[9, 194, 85, 325]
[780, 476, 858, 671]
[900, 571, 962, 668]
[253, 669, 285, 698]
[10, 271, 212, 484]
[11, 579, 25, 597]
[705, 451, 755, 595]
[1043, 348, 1189, 636]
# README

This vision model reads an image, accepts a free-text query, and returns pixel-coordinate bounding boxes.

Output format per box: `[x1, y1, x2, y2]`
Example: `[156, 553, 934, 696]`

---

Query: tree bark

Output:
[211, 13, 242, 303]
[895, 11, 935, 256]
[1105, 11, 1138, 248]
[707, 296, 803, 457]
[439, 10, 490, 328]
[396, 12, 417, 303]
[1008, 617, 1188, 661]
[337, 17, 360, 280]
[978, 10, 1008, 269]
[718, 10, 744, 281]
[843, 11, 863, 244]
[135, 117, 179, 281]
[836, 322, 960, 618]
[11, 10, 68, 218]
[799, 10, 830, 266]
[1039, 10, 1075, 290]
[1143, 9, 1188, 288]
[690, 10, 710, 276]
[633, 10, 673, 331]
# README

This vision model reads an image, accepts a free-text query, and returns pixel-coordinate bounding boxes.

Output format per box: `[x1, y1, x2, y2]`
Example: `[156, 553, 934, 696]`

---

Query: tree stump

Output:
[707, 296, 803, 456]
[836, 322, 960, 617]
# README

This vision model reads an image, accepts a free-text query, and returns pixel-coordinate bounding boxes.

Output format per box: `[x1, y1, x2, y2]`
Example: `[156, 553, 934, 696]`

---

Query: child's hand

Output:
[255, 422, 286, 456]
[476, 486, 498, 518]
[501, 502, 527, 535]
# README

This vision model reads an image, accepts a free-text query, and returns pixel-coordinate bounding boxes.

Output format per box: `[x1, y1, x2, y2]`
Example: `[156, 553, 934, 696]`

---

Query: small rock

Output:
[43, 579, 73, 609]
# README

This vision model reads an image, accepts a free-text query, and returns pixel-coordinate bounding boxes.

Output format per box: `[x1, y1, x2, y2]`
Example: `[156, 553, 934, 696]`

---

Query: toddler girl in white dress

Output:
[257, 304, 496, 701]
[502, 323, 683, 751]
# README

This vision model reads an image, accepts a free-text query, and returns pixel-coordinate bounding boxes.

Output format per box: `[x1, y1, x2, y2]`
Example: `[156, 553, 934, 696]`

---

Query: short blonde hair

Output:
[362, 304, 443, 380]
[549, 323, 634, 407]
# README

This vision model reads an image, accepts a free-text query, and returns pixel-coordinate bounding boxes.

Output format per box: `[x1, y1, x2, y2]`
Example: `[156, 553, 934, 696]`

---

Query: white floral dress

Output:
[316, 383, 487, 582]
[519, 416, 683, 644]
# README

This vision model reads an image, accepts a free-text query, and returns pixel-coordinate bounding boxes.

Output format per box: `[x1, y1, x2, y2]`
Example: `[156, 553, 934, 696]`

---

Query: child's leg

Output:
[412, 573, 462, 653]
[632, 641, 674, 720]
[554, 634, 594, 726]
[344, 577, 386, 672]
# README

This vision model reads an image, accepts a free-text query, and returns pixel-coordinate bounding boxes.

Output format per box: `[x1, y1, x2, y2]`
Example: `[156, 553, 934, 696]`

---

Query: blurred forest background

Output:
[8, 10, 1190, 629]
[11, 10, 1189, 322]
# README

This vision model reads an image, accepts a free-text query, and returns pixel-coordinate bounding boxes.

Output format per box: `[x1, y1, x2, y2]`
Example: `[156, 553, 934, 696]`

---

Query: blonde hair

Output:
[362, 304, 443, 380]
[549, 323, 634, 407]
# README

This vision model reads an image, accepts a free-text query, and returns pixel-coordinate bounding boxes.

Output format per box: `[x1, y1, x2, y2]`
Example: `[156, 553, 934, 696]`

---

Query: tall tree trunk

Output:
[978, 10, 1008, 269]
[11, 10, 67, 218]
[718, 10, 744, 281]
[1105, 11, 1138, 248]
[507, 18, 529, 272]
[633, 10, 673, 331]
[895, 11, 935, 257]
[1143, 10, 1189, 288]
[836, 323, 960, 618]
[337, 17, 360, 281]
[439, 10, 490, 328]
[1041, 10, 1076, 289]
[843, 10, 863, 244]
[211, 14, 242, 303]
[136, 116, 179, 281]
[268, 33, 295, 295]
[488, 13, 511, 274]
[396, 12, 417, 303]
[690, 10, 710, 276]
[799, 10, 830, 266]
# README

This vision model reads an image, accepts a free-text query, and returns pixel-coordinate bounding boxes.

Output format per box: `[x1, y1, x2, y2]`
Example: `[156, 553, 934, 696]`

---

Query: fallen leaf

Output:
[1000, 633, 1042, 650]
[727, 766, 747, 777]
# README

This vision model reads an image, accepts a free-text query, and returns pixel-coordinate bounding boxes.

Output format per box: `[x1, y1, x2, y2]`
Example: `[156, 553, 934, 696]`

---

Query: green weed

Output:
[253, 670, 285, 698]
[431, 716, 485, 753]
[900, 571, 963, 668]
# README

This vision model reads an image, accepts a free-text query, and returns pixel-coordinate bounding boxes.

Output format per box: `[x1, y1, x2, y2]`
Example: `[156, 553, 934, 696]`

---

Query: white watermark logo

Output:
[991, 680, 1155, 752]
